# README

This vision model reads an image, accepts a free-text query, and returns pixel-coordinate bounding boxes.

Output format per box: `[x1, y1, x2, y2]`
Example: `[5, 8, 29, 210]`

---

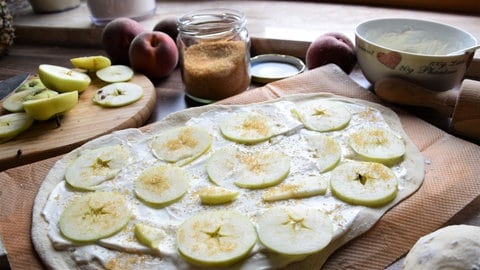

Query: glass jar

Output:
[177, 8, 251, 104]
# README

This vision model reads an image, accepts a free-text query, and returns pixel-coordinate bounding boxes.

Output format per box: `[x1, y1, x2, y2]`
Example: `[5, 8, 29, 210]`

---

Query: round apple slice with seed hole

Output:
[149, 126, 212, 166]
[65, 144, 131, 190]
[330, 160, 398, 207]
[96, 65, 134, 83]
[219, 111, 276, 144]
[134, 164, 189, 206]
[58, 191, 131, 242]
[349, 127, 405, 165]
[93, 82, 143, 107]
[256, 206, 333, 256]
[206, 147, 290, 189]
[177, 210, 257, 267]
[294, 100, 352, 132]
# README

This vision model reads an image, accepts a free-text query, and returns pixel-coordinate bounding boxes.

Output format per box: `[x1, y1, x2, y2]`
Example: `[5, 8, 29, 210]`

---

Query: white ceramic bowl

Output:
[355, 18, 477, 90]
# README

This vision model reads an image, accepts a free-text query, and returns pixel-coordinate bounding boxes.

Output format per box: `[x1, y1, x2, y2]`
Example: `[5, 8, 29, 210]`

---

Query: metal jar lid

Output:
[250, 54, 305, 84]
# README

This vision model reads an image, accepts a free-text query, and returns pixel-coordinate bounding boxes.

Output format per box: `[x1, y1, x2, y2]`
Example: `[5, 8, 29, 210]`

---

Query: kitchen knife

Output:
[374, 77, 480, 142]
[0, 73, 30, 100]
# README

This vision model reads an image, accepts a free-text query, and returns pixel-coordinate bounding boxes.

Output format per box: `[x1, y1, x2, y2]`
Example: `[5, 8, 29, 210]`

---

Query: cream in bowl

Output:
[355, 18, 477, 90]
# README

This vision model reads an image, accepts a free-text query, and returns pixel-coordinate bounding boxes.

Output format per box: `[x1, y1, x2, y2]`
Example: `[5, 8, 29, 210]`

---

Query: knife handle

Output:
[374, 78, 457, 117]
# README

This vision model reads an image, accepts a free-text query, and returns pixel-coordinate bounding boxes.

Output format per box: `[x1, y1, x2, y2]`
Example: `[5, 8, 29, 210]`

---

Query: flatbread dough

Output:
[31, 93, 425, 270]
[403, 225, 480, 269]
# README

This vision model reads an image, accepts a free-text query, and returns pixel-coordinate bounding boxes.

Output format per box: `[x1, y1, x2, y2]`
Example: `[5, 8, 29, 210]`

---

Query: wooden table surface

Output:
[1, 1, 480, 269]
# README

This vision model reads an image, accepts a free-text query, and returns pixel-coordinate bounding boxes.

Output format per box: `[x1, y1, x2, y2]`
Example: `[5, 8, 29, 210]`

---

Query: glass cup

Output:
[177, 8, 251, 104]
[87, 0, 156, 26]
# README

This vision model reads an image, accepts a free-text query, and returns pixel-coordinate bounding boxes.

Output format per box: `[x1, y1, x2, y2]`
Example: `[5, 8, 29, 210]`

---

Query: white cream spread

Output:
[364, 28, 461, 55]
[42, 99, 412, 269]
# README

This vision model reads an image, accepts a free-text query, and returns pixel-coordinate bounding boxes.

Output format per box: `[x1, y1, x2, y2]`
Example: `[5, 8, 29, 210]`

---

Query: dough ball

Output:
[403, 225, 480, 270]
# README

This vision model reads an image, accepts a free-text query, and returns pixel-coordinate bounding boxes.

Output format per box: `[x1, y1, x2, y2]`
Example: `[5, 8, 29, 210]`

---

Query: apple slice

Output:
[177, 210, 257, 267]
[27, 89, 59, 100]
[92, 82, 143, 107]
[306, 134, 342, 173]
[3, 88, 58, 112]
[149, 126, 212, 166]
[256, 206, 333, 255]
[70, 55, 111, 72]
[294, 100, 352, 132]
[22, 91, 78, 121]
[219, 112, 275, 144]
[262, 175, 328, 202]
[134, 223, 166, 249]
[330, 160, 398, 207]
[38, 64, 91, 92]
[134, 164, 189, 206]
[0, 113, 34, 143]
[96, 65, 134, 83]
[16, 77, 46, 92]
[349, 127, 405, 165]
[198, 186, 239, 205]
[65, 145, 131, 190]
[58, 191, 131, 242]
[206, 147, 290, 189]
[2, 89, 35, 112]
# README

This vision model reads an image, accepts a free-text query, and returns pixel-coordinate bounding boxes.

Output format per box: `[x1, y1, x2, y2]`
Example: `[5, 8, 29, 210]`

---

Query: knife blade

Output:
[0, 73, 30, 100]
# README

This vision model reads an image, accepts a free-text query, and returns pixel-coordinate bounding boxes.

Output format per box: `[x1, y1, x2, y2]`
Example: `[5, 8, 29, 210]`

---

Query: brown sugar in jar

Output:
[177, 8, 251, 103]
[182, 40, 250, 101]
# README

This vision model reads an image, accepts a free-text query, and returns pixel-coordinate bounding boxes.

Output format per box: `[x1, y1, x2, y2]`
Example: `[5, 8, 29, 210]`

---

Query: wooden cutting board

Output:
[1, 65, 479, 270]
[0, 73, 156, 171]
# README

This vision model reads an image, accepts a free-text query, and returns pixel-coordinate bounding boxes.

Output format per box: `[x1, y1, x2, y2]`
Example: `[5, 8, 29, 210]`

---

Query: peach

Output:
[153, 17, 179, 41]
[129, 31, 179, 78]
[102, 17, 144, 65]
[306, 32, 357, 74]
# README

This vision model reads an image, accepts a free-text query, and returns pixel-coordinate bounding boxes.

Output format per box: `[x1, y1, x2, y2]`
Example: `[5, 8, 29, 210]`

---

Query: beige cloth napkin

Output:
[1, 64, 479, 269]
